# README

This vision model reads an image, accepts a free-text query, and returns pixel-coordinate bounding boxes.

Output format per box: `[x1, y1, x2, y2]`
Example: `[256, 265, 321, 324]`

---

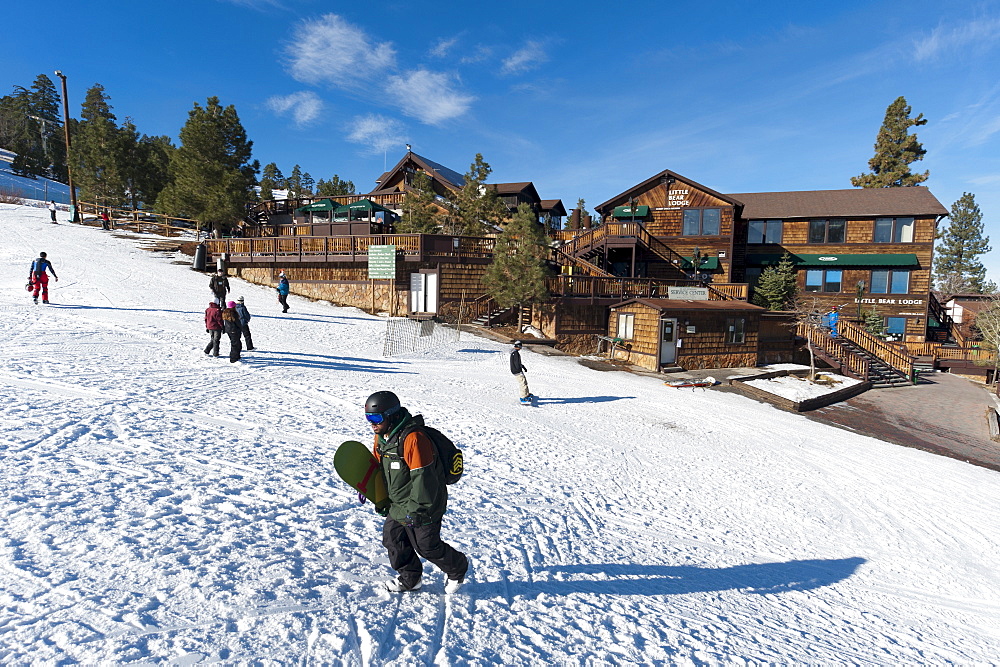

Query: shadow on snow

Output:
[500, 557, 866, 597]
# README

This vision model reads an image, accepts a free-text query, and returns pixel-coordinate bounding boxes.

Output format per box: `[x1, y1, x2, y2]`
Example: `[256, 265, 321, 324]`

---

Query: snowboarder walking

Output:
[221, 301, 242, 363]
[209, 270, 230, 306]
[276, 271, 290, 313]
[365, 391, 469, 593]
[47, 201, 57, 223]
[234, 296, 255, 351]
[28, 252, 58, 304]
[203, 301, 223, 357]
[510, 341, 533, 404]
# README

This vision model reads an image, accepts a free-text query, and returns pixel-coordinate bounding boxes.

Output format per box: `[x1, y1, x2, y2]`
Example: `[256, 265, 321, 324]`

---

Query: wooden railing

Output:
[77, 201, 200, 237]
[837, 319, 915, 381]
[206, 233, 496, 262]
[706, 283, 748, 301]
[551, 247, 615, 277]
[246, 193, 409, 222]
[799, 323, 871, 380]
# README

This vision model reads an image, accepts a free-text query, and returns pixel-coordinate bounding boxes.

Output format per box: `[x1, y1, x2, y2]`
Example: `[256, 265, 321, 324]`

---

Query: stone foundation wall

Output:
[229, 266, 408, 315]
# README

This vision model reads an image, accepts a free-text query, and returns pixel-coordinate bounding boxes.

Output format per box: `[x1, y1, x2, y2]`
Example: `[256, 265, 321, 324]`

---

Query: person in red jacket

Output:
[203, 302, 223, 357]
[29, 252, 58, 304]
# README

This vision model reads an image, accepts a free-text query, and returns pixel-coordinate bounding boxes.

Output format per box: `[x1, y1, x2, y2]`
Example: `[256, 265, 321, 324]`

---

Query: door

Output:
[660, 318, 678, 365]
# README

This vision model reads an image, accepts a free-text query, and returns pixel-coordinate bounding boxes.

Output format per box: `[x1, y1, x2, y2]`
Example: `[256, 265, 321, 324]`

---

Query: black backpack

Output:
[406, 425, 464, 484]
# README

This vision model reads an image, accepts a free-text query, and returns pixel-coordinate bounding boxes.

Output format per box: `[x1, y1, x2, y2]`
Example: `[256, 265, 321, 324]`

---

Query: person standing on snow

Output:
[48, 201, 57, 223]
[510, 341, 533, 404]
[209, 270, 230, 306]
[234, 296, 255, 351]
[221, 301, 243, 363]
[28, 252, 58, 304]
[276, 271, 290, 313]
[203, 301, 223, 357]
[365, 391, 469, 593]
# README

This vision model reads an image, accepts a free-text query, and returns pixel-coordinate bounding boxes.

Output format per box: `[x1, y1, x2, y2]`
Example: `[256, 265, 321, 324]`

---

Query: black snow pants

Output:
[204, 330, 222, 356]
[227, 332, 242, 362]
[382, 517, 467, 588]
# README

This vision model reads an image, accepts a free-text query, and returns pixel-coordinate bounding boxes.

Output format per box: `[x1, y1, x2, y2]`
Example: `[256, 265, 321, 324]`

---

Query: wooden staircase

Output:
[799, 319, 916, 388]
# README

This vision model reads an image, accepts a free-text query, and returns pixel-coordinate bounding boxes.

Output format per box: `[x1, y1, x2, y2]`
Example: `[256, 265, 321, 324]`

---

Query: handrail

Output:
[76, 201, 200, 237]
[837, 319, 915, 381]
[206, 233, 496, 261]
[551, 246, 615, 277]
[798, 323, 871, 380]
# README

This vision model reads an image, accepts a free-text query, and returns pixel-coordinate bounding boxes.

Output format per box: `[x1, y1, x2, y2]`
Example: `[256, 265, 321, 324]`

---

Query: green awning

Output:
[344, 198, 395, 214]
[746, 253, 919, 267]
[612, 205, 650, 218]
[682, 256, 720, 270]
[296, 199, 337, 212]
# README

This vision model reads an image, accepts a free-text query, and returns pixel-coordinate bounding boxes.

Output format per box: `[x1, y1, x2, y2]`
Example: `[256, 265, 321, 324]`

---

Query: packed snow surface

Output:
[2, 204, 999, 664]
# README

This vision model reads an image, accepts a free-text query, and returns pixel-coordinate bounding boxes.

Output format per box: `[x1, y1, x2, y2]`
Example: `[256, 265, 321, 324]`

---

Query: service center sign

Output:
[368, 245, 396, 279]
[668, 286, 709, 300]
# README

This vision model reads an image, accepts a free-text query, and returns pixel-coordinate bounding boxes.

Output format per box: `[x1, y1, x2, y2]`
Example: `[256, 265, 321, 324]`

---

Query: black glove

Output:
[375, 504, 390, 517]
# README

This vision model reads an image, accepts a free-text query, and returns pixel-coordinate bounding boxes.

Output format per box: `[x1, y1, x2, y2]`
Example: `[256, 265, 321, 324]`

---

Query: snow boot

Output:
[445, 558, 471, 594]
[385, 576, 422, 593]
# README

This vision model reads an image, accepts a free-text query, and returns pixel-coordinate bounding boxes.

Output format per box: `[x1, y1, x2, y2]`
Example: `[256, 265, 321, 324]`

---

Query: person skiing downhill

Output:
[276, 271, 290, 313]
[28, 252, 58, 304]
[510, 341, 533, 404]
[365, 391, 469, 593]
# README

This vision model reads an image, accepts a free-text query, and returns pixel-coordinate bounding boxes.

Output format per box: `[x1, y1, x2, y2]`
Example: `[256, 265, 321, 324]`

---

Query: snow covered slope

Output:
[1, 203, 998, 663]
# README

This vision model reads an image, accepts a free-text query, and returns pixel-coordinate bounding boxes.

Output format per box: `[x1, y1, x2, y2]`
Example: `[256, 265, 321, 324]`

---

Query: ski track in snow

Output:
[1, 203, 999, 664]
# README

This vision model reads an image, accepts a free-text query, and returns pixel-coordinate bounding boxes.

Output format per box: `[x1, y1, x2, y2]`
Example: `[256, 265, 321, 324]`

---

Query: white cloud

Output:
[387, 69, 475, 125]
[430, 36, 459, 58]
[347, 114, 408, 155]
[266, 91, 324, 126]
[914, 17, 1000, 62]
[285, 14, 396, 88]
[501, 41, 548, 75]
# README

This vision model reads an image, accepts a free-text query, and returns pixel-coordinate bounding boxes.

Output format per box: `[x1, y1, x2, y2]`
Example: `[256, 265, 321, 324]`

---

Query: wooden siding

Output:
[608, 302, 760, 371]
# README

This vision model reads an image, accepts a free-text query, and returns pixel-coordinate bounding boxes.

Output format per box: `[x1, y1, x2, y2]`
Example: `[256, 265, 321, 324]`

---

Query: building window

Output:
[885, 317, 907, 341]
[808, 219, 846, 243]
[617, 313, 635, 340]
[805, 269, 843, 292]
[870, 269, 910, 294]
[726, 317, 746, 344]
[748, 219, 782, 244]
[682, 208, 721, 235]
[874, 217, 914, 243]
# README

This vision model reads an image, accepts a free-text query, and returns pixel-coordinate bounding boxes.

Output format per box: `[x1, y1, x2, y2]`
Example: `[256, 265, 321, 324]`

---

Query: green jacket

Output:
[374, 411, 448, 525]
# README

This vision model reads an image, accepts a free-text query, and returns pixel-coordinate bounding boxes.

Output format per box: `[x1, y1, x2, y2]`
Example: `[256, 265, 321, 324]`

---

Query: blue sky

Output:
[6, 0, 1000, 279]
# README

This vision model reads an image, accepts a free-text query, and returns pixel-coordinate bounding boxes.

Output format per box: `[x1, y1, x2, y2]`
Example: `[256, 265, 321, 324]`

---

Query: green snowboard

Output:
[334, 440, 389, 510]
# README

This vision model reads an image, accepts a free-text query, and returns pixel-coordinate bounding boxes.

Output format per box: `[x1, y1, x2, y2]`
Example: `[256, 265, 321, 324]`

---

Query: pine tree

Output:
[934, 192, 991, 293]
[453, 153, 507, 236]
[288, 164, 303, 198]
[301, 172, 315, 196]
[156, 96, 258, 236]
[482, 203, 551, 327]
[30, 74, 65, 181]
[398, 170, 444, 233]
[315, 174, 355, 197]
[71, 84, 127, 206]
[851, 96, 929, 188]
[751, 253, 798, 310]
[862, 307, 886, 337]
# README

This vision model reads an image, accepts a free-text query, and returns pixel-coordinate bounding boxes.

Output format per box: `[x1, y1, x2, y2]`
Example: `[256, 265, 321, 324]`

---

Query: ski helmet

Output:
[513, 340, 522, 348]
[365, 391, 402, 424]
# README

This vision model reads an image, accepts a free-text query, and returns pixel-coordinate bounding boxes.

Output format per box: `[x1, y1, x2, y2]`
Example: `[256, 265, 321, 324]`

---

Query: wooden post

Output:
[458, 289, 466, 339]
[371, 279, 376, 314]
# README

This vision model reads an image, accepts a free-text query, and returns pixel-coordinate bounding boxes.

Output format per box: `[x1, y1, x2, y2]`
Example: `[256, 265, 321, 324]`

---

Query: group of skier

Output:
[202, 269, 293, 361]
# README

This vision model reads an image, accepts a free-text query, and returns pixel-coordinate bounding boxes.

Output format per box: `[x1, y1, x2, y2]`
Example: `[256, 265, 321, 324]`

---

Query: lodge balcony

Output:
[205, 233, 496, 265]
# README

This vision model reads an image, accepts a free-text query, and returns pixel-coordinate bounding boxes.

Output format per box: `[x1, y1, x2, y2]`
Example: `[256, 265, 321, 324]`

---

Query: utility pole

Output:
[53, 70, 78, 222]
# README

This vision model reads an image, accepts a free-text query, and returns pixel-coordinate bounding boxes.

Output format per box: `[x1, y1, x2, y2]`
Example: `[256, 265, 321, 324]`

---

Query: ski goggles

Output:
[365, 405, 399, 424]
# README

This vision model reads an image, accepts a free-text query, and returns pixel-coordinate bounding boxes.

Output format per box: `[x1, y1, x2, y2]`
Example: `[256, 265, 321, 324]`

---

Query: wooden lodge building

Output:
[207, 156, 962, 381]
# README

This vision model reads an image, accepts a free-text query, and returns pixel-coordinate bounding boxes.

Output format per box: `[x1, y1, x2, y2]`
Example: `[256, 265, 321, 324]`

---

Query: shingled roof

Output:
[729, 187, 949, 219]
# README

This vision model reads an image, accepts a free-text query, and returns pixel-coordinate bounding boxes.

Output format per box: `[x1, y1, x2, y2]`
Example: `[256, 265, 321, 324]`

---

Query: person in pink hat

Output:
[221, 300, 243, 362]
